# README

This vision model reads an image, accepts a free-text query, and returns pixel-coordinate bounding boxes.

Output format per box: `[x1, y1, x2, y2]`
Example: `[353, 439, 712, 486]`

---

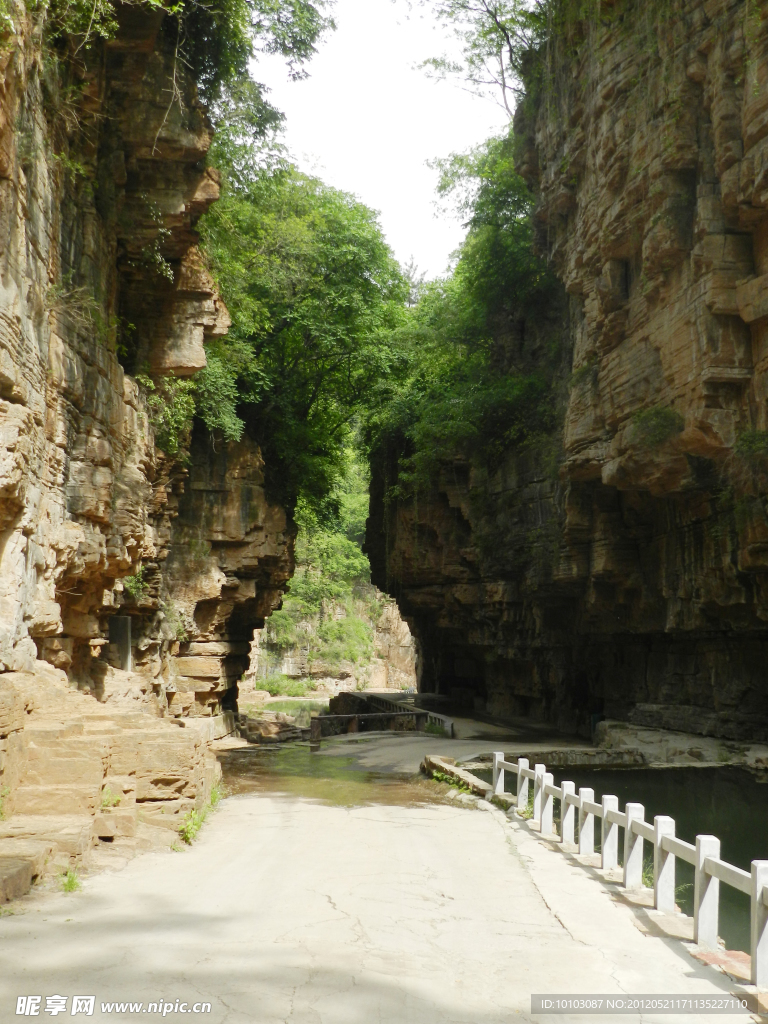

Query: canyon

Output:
[2, 0, 768, 899]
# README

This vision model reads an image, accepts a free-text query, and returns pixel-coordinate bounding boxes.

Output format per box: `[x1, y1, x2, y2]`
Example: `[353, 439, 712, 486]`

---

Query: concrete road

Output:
[0, 791, 751, 1023]
[307, 724, 595, 775]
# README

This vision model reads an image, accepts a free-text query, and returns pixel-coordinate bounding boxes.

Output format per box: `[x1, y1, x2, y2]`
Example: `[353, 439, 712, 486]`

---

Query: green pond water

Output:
[218, 740, 446, 809]
[476, 763, 768, 954]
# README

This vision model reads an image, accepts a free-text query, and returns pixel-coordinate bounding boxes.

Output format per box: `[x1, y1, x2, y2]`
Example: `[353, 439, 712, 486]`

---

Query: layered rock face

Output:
[0, 6, 292, 709]
[0, 6, 294, 869]
[243, 591, 417, 697]
[158, 423, 294, 715]
[368, 0, 768, 741]
[1, 7, 211, 678]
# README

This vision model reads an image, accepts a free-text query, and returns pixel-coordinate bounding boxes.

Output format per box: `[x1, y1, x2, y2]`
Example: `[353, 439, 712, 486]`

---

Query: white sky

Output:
[251, 0, 508, 279]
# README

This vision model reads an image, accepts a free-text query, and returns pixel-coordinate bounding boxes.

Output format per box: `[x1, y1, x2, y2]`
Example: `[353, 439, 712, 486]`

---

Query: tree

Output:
[403, 258, 427, 308]
[363, 127, 564, 488]
[419, 0, 547, 117]
[183, 0, 336, 103]
[199, 162, 408, 510]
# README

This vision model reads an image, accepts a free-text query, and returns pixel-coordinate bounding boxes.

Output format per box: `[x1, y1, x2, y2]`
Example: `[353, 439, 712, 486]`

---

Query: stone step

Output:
[26, 731, 110, 746]
[0, 838, 55, 877]
[0, 815, 94, 859]
[0, 857, 35, 902]
[93, 807, 137, 839]
[137, 798, 195, 831]
[22, 751, 107, 787]
[13, 784, 101, 816]
[23, 722, 86, 740]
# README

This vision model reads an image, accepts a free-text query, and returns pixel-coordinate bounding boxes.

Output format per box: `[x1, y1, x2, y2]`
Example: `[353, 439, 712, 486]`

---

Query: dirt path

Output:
[0, 784, 749, 1023]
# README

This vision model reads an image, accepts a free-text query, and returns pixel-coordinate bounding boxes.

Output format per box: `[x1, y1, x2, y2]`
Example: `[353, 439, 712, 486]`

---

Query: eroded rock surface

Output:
[0, 7, 293, 878]
[243, 591, 417, 698]
[368, 0, 768, 741]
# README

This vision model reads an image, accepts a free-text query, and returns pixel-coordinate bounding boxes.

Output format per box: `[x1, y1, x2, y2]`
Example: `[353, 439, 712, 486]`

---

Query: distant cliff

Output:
[367, 0, 768, 741]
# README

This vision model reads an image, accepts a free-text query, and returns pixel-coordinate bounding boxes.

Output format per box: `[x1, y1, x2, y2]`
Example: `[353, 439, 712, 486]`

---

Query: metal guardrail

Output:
[365, 694, 455, 738]
[492, 752, 768, 989]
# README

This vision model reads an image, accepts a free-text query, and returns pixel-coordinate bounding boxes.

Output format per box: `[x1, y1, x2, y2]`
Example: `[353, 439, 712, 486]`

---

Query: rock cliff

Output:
[0, 2, 294, 873]
[243, 589, 417, 698]
[367, 0, 768, 742]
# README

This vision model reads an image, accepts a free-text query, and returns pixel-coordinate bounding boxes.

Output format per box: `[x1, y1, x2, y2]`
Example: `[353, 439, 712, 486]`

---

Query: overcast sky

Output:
[252, 0, 508, 279]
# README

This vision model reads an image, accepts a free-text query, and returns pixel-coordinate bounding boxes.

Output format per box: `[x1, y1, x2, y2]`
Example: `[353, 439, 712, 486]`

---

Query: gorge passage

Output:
[1, 0, 768, 846]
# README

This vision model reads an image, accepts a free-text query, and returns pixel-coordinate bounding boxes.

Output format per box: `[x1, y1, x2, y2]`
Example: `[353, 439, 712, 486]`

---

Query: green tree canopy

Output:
[199, 159, 407, 510]
[363, 127, 564, 490]
[419, 0, 548, 117]
[182, 0, 336, 103]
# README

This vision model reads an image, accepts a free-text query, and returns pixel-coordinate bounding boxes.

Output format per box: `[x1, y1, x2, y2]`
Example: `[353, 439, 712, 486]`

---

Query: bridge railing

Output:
[491, 752, 768, 990]
[365, 694, 455, 737]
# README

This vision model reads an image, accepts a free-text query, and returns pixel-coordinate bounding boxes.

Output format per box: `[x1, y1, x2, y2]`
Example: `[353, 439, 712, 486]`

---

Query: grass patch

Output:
[178, 783, 225, 845]
[61, 869, 81, 893]
[431, 769, 472, 793]
[264, 699, 329, 715]
[424, 722, 448, 737]
[178, 809, 206, 845]
[642, 857, 654, 888]
[262, 674, 318, 698]
[100, 787, 121, 808]
[517, 788, 535, 820]
[0, 785, 9, 820]
[253, 699, 329, 729]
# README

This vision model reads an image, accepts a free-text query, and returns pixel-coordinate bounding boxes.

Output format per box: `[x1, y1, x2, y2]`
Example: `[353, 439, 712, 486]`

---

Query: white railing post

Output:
[533, 764, 545, 828]
[516, 758, 529, 810]
[578, 787, 594, 856]
[623, 803, 645, 889]
[492, 751, 504, 796]
[750, 860, 768, 987]
[694, 835, 720, 948]
[561, 782, 575, 846]
[601, 795, 619, 872]
[541, 772, 554, 835]
[654, 816, 676, 913]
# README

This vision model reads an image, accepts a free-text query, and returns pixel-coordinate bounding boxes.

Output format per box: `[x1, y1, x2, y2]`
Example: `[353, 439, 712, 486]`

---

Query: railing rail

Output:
[490, 750, 768, 989]
[364, 694, 455, 737]
[660, 834, 696, 865]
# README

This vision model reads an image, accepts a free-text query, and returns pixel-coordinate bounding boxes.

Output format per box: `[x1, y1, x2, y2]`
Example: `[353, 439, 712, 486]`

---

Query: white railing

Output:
[491, 752, 768, 989]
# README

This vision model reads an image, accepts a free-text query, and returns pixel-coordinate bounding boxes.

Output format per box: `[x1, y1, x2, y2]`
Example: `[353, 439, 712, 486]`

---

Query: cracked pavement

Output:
[0, 790, 751, 1023]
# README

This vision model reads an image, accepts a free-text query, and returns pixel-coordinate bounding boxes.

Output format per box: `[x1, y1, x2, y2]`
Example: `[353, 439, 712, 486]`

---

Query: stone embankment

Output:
[0, 666, 221, 901]
[367, 0, 768, 744]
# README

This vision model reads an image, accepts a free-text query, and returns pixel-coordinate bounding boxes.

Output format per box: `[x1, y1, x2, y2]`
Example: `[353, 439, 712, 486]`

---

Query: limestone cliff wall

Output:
[0, 6, 293, 715]
[368, 0, 768, 741]
[0, 4, 295, 859]
[242, 590, 417, 697]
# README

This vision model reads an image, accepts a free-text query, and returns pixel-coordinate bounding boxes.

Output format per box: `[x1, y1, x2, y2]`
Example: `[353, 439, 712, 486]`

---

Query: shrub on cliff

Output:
[259, 448, 381, 681]
[364, 127, 565, 492]
[629, 405, 685, 449]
